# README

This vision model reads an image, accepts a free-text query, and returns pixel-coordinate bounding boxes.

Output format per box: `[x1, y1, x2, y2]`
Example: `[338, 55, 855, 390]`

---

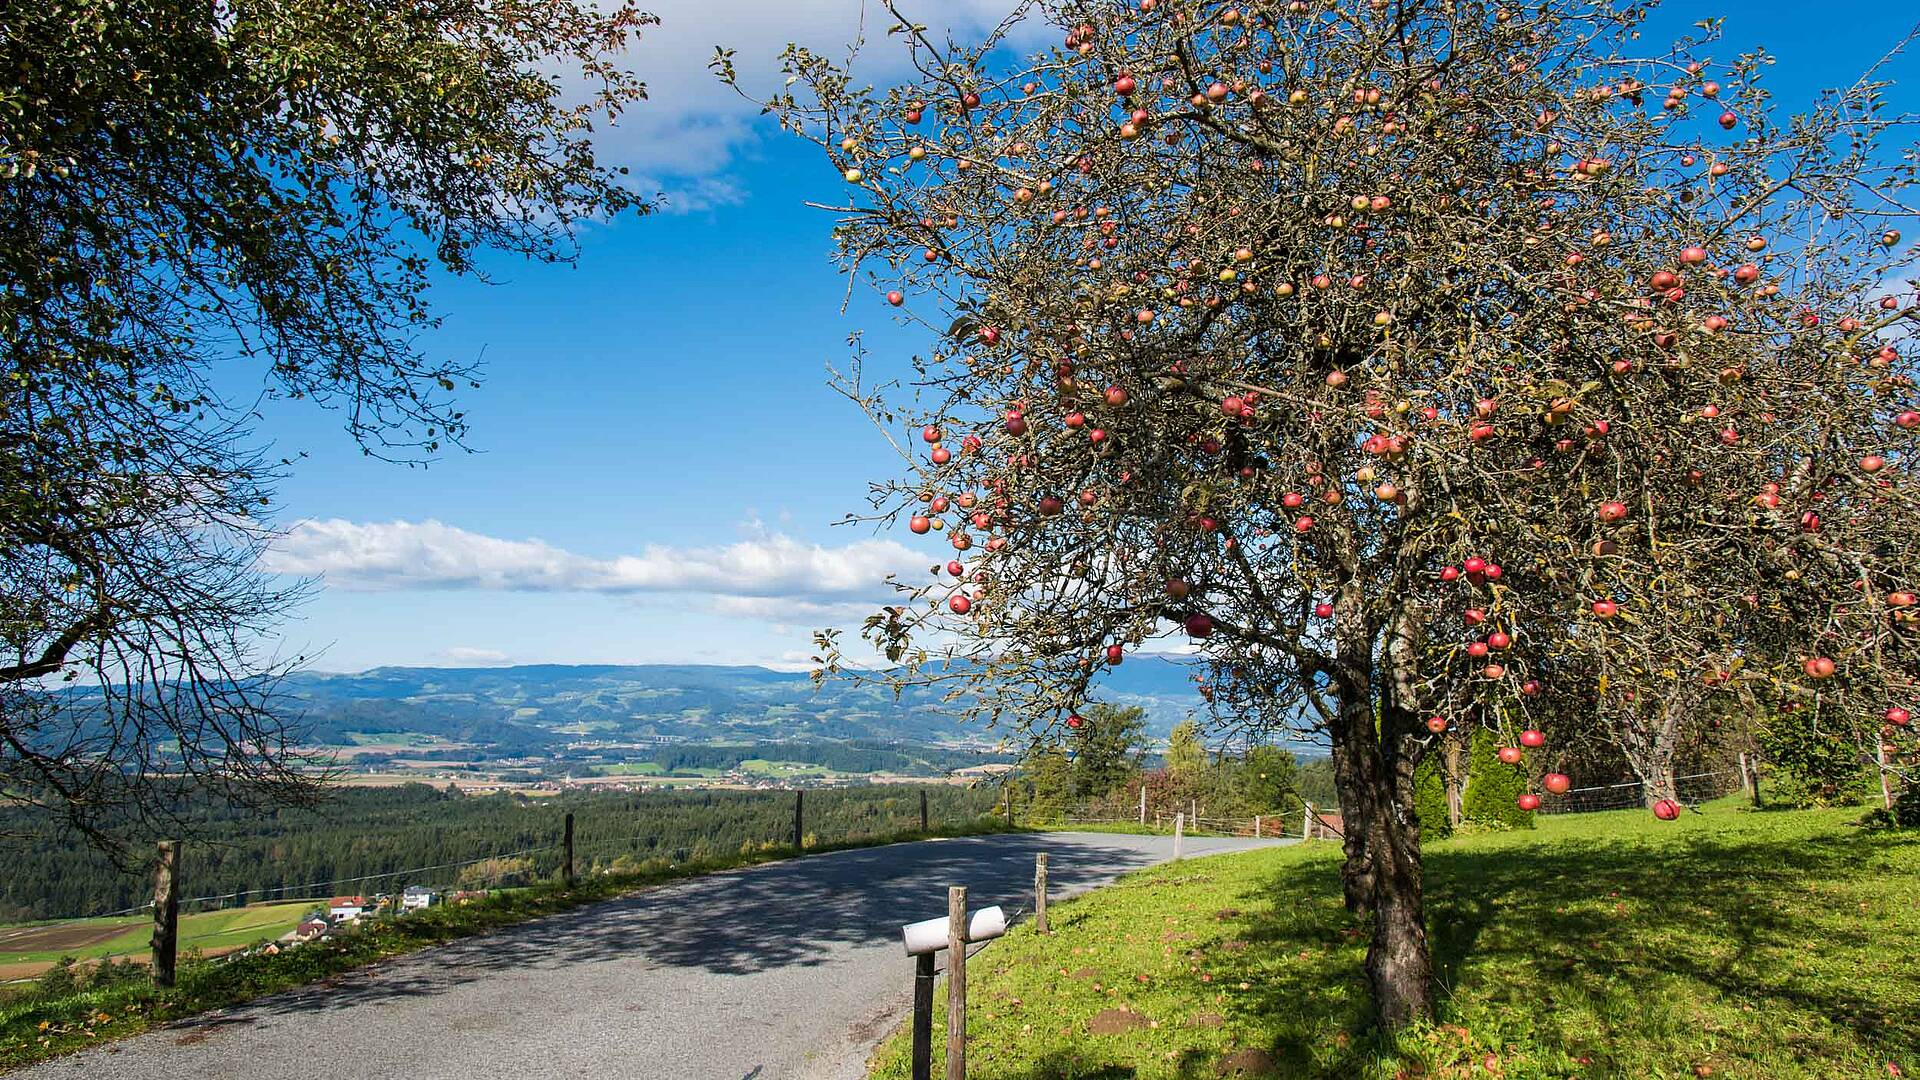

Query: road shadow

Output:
[230, 834, 1283, 1018]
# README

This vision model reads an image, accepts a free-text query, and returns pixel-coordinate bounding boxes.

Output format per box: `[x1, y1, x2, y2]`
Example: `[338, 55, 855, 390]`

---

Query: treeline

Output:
[0, 783, 1000, 922]
[347, 740, 1014, 778]
[1007, 707, 1337, 827]
[649, 741, 1010, 776]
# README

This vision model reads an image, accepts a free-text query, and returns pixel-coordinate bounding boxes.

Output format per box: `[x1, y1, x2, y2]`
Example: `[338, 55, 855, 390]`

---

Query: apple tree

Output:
[2, 0, 656, 849]
[751, 0, 1920, 1028]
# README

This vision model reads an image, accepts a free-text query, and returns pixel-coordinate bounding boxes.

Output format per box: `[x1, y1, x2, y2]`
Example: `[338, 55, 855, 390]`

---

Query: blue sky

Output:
[255, 0, 1920, 673]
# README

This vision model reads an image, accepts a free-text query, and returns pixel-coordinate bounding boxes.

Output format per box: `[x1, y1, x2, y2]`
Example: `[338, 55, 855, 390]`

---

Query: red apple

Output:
[1803, 656, 1836, 679]
[948, 594, 971, 614]
[1516, 793, 1542, 812]
[1106, 644, 1124, 665]
[1597, 501, 1628, 523]
[1519, 730, 1545, 748]
[1184, 613, 1214, 638]
[1498, 746, 1523, 765]
[1426, 716, 1448, 734]
[1652, 799, 1681, 820]
[1543, 773, 1571, 794]
[1314, 603, 1334, 618]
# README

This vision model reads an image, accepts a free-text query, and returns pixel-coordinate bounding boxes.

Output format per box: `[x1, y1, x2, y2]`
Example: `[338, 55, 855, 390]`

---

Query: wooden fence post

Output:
[920, 788, 930, 833]
[1739, 752, 1763, 808]
[1173, 812, 1185, 861]
[1881, 743, 1896, 811]
[1002, 784, 1013, 823]
[1303, 803, 1314, 840]
[911, 951, 936, 1080]
[151, 840, 180, 988]
[562, 812, 576, 887]
[1253, 814, 1262, 839]
[946, 886, 968, 1080]
[1034, 853, 1049, 935]
[1137, 784, 1147, 824]
[1190, 798, 1198, 824]
[793, 790, 805, 850]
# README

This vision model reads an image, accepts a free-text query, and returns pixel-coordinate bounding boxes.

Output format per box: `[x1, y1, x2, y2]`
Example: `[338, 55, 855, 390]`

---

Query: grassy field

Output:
[874, 802, 1919, 1080]
[0, 903, 313, 982]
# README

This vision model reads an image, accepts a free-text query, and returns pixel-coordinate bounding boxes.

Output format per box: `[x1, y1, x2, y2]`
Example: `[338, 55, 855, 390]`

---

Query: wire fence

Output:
[1534, 768, 1747, 815]
[1045, 767, 1753, 840]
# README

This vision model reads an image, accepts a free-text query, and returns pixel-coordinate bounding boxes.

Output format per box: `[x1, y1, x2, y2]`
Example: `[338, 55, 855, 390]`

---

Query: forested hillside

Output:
[275, 660, 1219, 752]
[0, 784, 1001, 922]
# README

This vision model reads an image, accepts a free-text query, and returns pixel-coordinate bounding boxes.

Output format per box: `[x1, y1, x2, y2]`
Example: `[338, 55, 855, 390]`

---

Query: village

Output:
[253, 887, 488, 959]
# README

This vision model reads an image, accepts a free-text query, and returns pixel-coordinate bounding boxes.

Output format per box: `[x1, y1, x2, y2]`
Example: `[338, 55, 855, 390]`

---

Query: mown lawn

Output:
[873, 802, 1919, 1079]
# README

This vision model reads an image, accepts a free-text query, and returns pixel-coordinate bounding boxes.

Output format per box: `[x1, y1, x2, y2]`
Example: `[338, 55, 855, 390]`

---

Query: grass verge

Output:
[0, 816, 1018, 1072]
[870, 802, 1919, 1079]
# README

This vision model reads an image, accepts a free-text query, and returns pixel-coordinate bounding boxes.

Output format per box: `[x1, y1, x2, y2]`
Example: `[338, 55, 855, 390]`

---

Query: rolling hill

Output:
[280, 656, 1219, 755]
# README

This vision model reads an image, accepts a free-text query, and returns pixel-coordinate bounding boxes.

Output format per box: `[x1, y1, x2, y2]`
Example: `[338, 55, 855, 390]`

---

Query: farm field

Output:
[0, 903, 313, 984]
[874, 801, 1920, 1080]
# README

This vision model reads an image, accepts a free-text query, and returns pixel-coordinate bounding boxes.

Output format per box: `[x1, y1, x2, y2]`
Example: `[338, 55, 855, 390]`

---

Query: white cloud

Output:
[264, 519, 929, 609]
[593, 0, 1040, 204]
[436, 646, 513, 665]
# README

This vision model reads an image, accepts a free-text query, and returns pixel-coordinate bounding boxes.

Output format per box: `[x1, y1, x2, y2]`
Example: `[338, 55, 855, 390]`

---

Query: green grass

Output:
[874, 802, 1920, 1080]
[0, 815, 1022, 1071]
[0, 904, 312, 969]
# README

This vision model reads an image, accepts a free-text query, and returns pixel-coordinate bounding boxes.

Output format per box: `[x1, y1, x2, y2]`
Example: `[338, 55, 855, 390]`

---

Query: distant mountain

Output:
[279, 657, 1216, 754]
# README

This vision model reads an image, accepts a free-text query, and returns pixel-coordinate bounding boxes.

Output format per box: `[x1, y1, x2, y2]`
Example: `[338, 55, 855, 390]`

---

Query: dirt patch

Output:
[1070, 966, 1098, 979]
[1088, 1008, 1149, 1035]
[0, 922, 136, 954]
[1187, 1012, 1226, 1028]
[1215, 1048, 1279, 1076]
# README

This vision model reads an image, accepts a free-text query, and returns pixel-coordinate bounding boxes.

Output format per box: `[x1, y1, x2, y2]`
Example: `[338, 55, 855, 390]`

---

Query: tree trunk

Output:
[1321, 605, 1436, 1031]
[1443, 742, 1464, 827]
[1363, 806, 1433, 1028]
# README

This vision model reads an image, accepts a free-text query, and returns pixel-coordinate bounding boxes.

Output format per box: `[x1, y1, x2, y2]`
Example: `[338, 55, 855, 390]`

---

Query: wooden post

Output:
[1153, 811, 1160, 830]
[946, 886, 968, 1080]
[920, 788, 930, 833]
[562, 812, 576, 887]
[793, 789, 805, 850]
[1034, 853, 1049, 935]
[1138, 784, 1147, 824]
[911, 950, 936, 1080]
[1881, 742, 1896, 811]
[1190, 798, 1198, 824]
[151, 840, 180, 988]
[1173, 812, 1185, 861]
[1303, 803, 1314, 840]
[1002, 784, 1013, 823]
[1253, 814, 1262, 839]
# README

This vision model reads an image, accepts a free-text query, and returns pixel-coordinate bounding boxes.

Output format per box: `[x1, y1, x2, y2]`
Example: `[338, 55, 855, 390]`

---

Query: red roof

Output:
[329, 896, 366, 906]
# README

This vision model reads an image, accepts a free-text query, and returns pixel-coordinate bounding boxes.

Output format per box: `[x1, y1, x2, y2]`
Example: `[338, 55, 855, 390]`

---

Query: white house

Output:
[327, 895, 367, 921]
[400, 885, 437, 912]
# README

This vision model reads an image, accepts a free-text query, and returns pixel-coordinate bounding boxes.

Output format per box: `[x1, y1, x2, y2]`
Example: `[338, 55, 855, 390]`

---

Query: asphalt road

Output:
[14, 831, 1290, 1080]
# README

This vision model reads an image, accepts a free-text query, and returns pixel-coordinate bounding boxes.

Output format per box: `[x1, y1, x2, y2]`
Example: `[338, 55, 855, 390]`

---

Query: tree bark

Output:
[1321, 604, 1437, 1030]
[1443, 742, 1464, 827]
